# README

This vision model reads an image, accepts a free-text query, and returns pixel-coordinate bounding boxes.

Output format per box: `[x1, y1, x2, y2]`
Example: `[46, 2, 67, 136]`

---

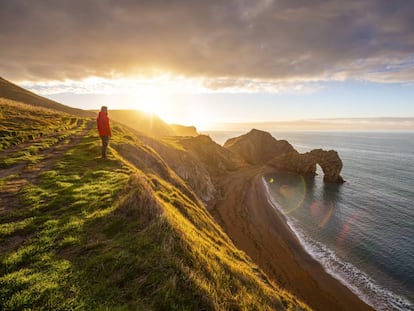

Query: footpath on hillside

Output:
[0, 120, 94, 215]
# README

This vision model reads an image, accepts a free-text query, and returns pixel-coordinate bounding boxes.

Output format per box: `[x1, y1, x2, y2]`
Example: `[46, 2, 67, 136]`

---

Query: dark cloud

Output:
[1, 0, 413, 84]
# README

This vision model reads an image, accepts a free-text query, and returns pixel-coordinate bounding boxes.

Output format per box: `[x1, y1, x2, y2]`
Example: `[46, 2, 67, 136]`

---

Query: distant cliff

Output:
[223, 129, 345, 183]
[107, 109, 198, 137]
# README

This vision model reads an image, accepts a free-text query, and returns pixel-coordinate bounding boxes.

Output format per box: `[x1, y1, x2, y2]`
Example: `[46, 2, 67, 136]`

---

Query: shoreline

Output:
[262, 174, 413, 311]
[210, 166, 374, 311]
[262, 177, 377, 309]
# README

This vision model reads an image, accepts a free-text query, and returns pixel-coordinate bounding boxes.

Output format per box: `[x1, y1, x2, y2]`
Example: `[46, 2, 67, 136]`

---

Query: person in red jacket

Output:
[96, 106, 112, 158]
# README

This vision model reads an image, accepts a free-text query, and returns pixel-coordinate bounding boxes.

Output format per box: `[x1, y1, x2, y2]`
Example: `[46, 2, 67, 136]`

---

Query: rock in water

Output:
[309, 149, 345, 183]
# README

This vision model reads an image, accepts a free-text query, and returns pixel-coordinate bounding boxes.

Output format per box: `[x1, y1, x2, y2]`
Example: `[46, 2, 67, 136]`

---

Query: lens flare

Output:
[309, 201, 335, 228]
[319, 203, 334, 228]
[336, 210, 371, 256]
[277, 175, 307, 214]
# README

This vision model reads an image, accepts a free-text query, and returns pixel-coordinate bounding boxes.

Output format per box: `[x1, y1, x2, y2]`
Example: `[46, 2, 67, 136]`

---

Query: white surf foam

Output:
[262, 177, 413, 311]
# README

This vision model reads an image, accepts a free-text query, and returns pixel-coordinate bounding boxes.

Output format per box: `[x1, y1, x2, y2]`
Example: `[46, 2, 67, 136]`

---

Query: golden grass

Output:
[0, 99, 310, 310]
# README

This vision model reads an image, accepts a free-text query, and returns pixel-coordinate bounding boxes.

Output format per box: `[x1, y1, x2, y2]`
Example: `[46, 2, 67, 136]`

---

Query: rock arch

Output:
[309, 149, 345, 183]
[268, 149, 345, 183]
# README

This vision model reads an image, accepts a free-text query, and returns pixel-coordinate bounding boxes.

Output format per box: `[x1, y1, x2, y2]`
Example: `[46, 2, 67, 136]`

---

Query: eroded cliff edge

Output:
[142, 128, 373, 311]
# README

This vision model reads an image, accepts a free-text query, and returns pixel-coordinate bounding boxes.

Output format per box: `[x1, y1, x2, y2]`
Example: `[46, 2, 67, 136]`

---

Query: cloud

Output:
[1, 0, 414, 89]
[22, 76, 321, 96]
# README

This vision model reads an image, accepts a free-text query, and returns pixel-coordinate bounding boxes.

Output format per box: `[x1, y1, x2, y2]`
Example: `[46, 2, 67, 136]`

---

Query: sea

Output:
[205, 130, 414, 311]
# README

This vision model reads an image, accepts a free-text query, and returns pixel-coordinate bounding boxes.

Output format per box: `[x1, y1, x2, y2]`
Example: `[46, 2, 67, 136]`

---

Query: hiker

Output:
[96, 106, 112, 159]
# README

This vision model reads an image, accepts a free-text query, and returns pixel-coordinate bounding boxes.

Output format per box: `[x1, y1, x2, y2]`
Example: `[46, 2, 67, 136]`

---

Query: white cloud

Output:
[1, 0, 413, 87]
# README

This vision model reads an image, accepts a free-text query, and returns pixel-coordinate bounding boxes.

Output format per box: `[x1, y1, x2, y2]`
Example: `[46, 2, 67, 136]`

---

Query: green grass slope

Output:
[0, 77, 94, 117]
[0, 99, 310, 310]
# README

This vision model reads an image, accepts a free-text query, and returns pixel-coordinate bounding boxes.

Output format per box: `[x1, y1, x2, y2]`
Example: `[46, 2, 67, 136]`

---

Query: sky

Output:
[1, 0, 414, 129]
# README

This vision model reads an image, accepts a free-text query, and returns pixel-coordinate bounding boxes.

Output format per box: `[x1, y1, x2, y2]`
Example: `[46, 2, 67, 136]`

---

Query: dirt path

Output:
[210, 166, 374, 311]
[0, 120, 94, 214]
[0, 119, 85, 159]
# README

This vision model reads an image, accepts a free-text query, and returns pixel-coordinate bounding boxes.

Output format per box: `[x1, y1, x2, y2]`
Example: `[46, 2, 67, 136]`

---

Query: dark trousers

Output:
[101, 136, 109, 158]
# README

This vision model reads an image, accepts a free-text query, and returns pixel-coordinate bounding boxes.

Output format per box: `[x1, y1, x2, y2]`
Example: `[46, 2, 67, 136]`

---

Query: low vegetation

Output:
[0, 99, 91, 169]
[1, 99, 309, 310]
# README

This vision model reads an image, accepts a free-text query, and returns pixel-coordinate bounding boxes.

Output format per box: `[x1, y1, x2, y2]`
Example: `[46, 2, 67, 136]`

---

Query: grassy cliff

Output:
[0, 78, 94, 118]
[0, 98, 309, 310]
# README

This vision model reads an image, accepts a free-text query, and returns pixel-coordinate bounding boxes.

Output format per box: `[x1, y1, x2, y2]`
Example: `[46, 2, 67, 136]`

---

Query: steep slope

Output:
[0, 77, 94, 117]
[137, 134, 247, 203]
[0, 99, 310, 310]
[102, 109, 198, 137]
[169, 129, 370, 310]
[209, 166, 371, 311]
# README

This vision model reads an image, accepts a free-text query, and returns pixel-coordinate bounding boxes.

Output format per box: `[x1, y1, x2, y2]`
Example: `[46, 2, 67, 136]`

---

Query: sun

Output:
[117, 77, 216, 130]
[133, 87, 169, 116]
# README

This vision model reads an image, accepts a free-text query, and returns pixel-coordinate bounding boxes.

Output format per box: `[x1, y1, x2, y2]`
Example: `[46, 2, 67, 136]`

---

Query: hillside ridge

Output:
[0, 98, 310, 310]
[0, 77, 198, 137]
[0, 77, 94, 117]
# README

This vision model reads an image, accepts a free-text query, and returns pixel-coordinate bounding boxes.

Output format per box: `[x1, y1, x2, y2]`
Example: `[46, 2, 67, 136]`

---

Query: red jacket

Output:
[97, 111, 112, 137]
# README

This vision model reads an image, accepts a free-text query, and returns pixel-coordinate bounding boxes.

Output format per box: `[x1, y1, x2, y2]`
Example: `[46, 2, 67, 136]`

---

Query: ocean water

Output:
[206, 131, 414, 311]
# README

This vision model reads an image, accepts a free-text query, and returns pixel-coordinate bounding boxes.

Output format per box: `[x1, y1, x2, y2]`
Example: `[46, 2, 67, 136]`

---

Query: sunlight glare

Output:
[132, 86, 169, 116]
[187, 108, 214, 131]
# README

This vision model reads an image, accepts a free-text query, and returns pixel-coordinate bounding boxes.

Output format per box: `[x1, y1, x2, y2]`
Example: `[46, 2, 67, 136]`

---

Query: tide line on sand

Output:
[262, 176, 413, 311]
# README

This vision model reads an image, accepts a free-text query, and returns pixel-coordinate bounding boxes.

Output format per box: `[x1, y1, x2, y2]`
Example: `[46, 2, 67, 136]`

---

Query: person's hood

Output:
[98, 111, 108, 118]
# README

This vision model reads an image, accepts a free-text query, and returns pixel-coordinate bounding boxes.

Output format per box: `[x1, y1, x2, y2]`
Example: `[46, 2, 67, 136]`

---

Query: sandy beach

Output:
[210, 166, 374, 311]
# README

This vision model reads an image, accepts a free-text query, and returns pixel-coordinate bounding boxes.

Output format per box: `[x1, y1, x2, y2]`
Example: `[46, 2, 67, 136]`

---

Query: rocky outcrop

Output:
[309, 149, 344, 183]
[268, 149, 344, 183]
[268, 150, 317, 176]
[224, 129, 295, 165]
[225, 129, 344, 183]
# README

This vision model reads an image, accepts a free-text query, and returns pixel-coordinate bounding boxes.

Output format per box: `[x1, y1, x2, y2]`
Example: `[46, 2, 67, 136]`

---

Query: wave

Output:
[262, 177, 413, 311]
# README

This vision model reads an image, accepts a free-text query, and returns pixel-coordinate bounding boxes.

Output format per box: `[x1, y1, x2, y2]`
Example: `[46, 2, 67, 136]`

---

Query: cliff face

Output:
[138, 134, 246, 203]
[136, 135, 216, 203]
[179, 135, 246, 174]
[224, 129, 295, 165]
[268, 150, 317, 176]
[226, 129, 345, 183]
